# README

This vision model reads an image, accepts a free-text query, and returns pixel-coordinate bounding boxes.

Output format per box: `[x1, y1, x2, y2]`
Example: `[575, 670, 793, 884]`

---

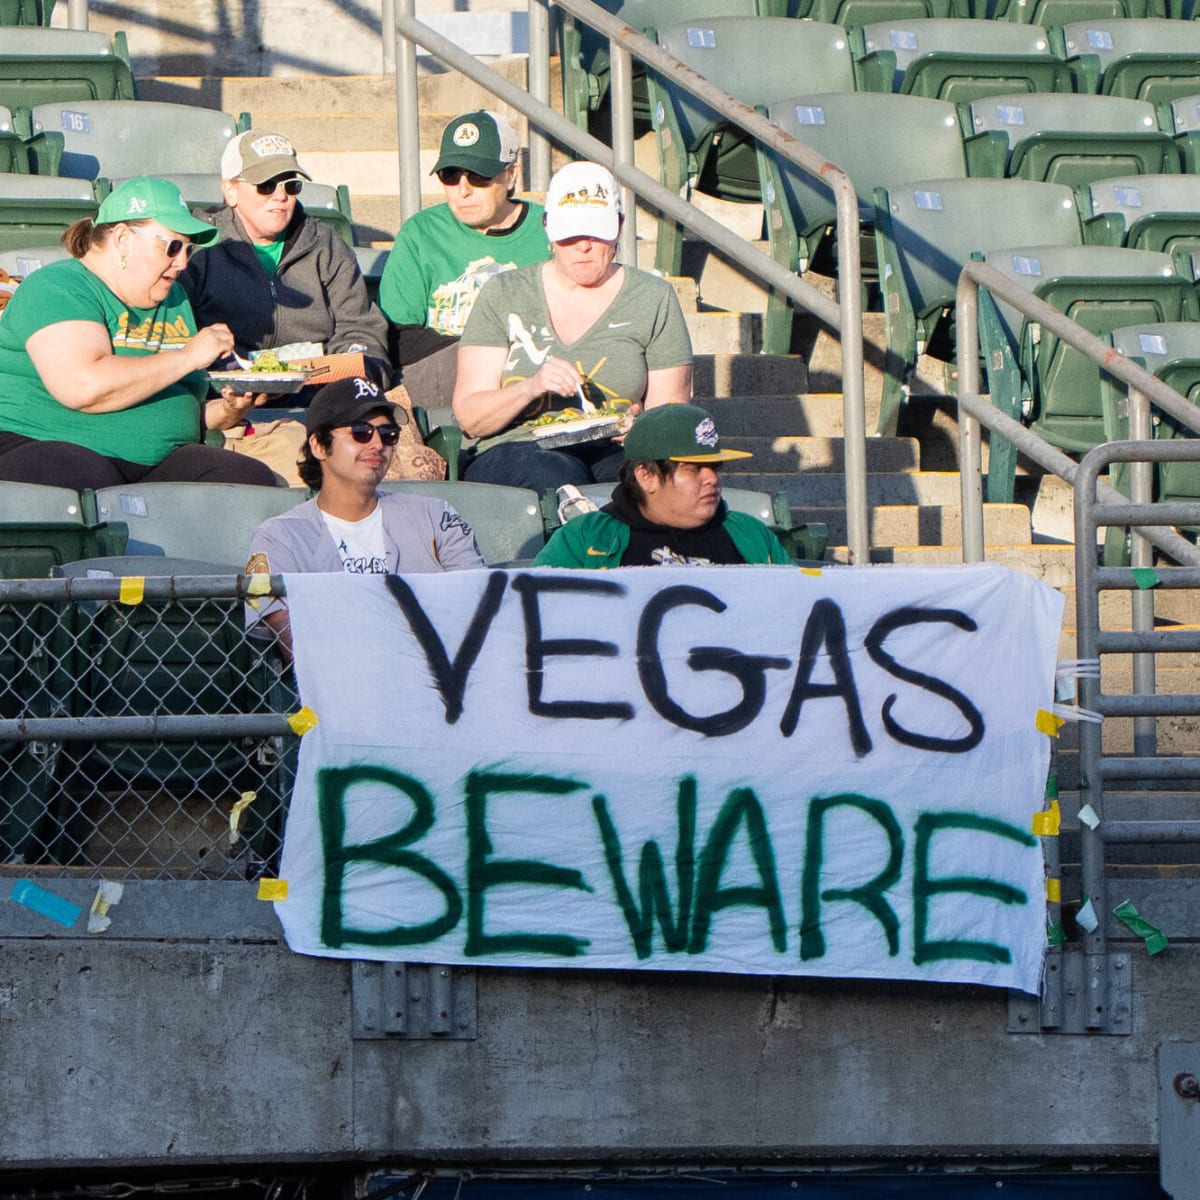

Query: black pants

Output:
[0, 434, 279, 490]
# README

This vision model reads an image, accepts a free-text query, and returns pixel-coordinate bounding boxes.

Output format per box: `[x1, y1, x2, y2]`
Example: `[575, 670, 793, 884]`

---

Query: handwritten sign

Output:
[275, 563, 1062, 993]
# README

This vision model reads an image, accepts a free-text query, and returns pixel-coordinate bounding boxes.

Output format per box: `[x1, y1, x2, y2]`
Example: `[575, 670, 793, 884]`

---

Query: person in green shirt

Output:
[454, 161, 694, 493]
[0, 176, 276, 489]
[534, 403, 793, 568]
[378, 110, 552, 409]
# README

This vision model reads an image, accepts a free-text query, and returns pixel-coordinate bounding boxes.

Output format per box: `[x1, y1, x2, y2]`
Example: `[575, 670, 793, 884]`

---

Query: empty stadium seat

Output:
[798, 0, 949, 24]
[378, 480, 545, 564]
[0, 28, 134, 111]
[24, 100, 246, 180]
[647, 17, 861, 274]
[977, 243, 1198, 499]
[872, 176, 1084, 434]
[0, 104, 30, 172]
[0, 0, 55, 23]
[1163, 92, 1200, 172]
[984, 0, 1165, 22]
[964, 92, 1179, 186]
[852, 17, 1079, 101]
[0, 242, 70, 275]
[1058, 18, 1200, 103]
[1081, 174, 1200, 257]
[0, 172, 98, 253]
[0, 481, 127, 578]
[88, 483, 307, 563]
[758, 91, 979, 353]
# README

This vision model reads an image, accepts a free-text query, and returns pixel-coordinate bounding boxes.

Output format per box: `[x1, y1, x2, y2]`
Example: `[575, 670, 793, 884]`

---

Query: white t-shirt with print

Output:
[320, 506, 390, 575]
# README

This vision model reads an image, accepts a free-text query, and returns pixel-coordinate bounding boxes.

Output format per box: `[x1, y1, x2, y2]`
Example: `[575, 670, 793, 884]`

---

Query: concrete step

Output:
[794, 503, 1031, 549]
[732, 470, 965, 508]
[692, 362, 811, 403]
[883, 543, 1077, 588]
[722, 435, 919, 474]
[699, 395, 849, 435]
[1059, 587, 1200, 629]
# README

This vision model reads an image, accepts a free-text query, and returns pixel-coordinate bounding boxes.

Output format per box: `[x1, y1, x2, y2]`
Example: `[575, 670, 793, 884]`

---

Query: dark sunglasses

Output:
[134, 228, 198, 260]
[436, 167, 495, 188]
[251, 177, 304, 197]
[345, 422, 402, 446]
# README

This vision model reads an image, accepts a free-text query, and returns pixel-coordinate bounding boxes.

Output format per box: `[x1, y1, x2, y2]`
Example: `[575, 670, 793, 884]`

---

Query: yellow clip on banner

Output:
[257, 879, 288, 902]
[1046, 877, 1062, 904]
[118, 577, 145, 606]
[287, 706, 319, 735]
[800, 568, 823, 577]
[246, 573, 271, 610]
[1036, 708, 1065, 737]
[1032, 799, 1061, 837]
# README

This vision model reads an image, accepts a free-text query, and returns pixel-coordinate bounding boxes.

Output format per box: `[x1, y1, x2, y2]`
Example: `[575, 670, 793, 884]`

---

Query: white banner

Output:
[275, 563, 1063, 993]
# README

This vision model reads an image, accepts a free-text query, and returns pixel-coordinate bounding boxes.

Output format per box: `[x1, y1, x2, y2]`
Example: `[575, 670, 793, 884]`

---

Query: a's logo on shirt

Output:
[453, 123, 481, 147]
[440, 511, 473, 537]
[694, 418, 719, 449]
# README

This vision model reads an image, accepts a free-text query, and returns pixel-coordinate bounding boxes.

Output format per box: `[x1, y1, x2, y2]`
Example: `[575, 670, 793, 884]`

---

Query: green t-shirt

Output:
[460, 262, 694, 451]
[0, 258, 207, 465]
[378, 200, 551, 335]
[251, 238, 285, 276]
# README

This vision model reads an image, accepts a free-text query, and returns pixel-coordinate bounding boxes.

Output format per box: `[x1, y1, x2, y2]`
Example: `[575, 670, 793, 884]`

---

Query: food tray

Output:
[529, 416, 620, 449]
[208, 370, 310, 395]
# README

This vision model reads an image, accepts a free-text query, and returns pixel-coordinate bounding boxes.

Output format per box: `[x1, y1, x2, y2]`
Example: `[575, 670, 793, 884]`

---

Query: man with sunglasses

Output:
[181, 129, 390, 383]
[245, 375, 483, 649]
[378, 110, 551, 408]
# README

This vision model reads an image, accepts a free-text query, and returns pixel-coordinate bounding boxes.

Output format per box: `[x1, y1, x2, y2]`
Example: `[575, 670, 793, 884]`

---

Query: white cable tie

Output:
[1056, 659, 1100, 679]
[1050, 703, 1104, 724]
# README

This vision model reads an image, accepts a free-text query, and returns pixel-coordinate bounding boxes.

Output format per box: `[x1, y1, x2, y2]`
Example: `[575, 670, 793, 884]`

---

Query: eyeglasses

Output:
[248, 177, 304, 197]
[133, 228, 197, 260]
[345, 422, 402, 446]
[436, 167, 496, 188]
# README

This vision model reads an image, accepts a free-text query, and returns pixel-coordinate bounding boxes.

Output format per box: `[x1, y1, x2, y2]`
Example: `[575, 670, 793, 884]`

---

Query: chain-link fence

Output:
[0, 574, 297, 881]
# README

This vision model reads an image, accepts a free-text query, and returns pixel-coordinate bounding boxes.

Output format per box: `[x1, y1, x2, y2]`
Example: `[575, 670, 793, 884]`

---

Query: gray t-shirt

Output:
[460, 263, 693, 451]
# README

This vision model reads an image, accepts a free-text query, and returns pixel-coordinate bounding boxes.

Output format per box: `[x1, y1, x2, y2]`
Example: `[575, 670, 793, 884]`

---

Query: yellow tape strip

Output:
[1036, 708, 1065, 737]
[1046, 877, 1062, 904]
[287, 706, 319, 735]
[229, 791, 256, 844]
[257, 878, 288, 902]
[247, 573, 271, 595]
[118, 576, 145, 606]
[799, 567, 823, 577]
[1032, 799, 1061, 837]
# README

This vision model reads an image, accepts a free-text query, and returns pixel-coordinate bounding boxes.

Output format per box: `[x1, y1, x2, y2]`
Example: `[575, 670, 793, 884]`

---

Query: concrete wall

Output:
[76, 0, 528, 78]
[0, 883, 1191, 1170]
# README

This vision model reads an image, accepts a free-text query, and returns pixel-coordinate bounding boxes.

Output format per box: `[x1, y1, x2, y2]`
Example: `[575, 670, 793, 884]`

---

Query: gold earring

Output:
[118, 257, 126, 269]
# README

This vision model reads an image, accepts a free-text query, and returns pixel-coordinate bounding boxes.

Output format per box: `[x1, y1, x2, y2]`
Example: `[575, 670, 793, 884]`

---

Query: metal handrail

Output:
[387, 0, 871, 565]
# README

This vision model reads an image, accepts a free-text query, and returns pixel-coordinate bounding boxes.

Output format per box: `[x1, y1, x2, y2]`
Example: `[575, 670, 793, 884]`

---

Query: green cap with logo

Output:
[622, 403, 753, 464]
[432, 110, 520, 179]
[97, 176, 220, 246]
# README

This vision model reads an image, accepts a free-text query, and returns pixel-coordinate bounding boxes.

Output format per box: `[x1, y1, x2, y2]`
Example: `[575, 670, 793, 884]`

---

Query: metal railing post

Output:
[382, 0, 396, 73]
[1127, 388, 1157, 759]
[528, 0, 553, 192]
[67, 0, 88, 30]
[395, 0, 422, 222]
[956, 274, 986, 563]
[609, 41, 638, 266]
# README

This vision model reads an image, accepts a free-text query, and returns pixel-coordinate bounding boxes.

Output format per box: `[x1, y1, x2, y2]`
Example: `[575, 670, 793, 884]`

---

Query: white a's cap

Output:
[543, 161, 622, 243]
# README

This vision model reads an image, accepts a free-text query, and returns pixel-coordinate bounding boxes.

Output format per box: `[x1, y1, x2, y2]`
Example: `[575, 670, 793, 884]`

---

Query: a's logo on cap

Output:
[127, 196, 148, 215]
[694, 418, 719, 448]
[353, 378, 380, 399]
[453, 122, 481, 147]
[249, 133, 295, 159]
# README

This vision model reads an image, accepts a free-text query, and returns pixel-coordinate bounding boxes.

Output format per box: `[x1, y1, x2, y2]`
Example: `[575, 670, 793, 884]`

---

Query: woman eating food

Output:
[0, 176, 276, 490]
[452, 160, 693, 491]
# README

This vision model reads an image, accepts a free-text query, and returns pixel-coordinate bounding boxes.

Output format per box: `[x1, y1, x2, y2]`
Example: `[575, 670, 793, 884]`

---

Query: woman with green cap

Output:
[0, 176, 277, 489]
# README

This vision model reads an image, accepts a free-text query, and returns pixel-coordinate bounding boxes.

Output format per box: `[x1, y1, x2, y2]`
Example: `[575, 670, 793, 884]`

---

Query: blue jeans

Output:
[461, 438, 624, 493]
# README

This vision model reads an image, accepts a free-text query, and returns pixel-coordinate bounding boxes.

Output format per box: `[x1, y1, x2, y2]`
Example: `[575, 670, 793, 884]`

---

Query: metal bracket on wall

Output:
[1007, 947, 1132, 1034]
[1160, 1042, 1200, 1200]
[351, 962, 477, 1040]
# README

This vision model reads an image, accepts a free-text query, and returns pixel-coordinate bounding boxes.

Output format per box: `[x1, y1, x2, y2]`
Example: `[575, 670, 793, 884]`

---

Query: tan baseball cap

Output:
[220, 130, 312, 185]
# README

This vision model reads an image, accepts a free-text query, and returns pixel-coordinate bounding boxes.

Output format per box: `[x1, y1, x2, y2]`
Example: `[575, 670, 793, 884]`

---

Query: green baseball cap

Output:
[623, 403, 753, 464]
[97, 176, 220, 246]
[432, 110, 520, 179]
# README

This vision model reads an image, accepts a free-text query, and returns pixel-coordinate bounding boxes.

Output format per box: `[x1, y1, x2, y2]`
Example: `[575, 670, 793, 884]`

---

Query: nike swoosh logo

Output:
[607, 321, 631, 329]
[586, 547, 606, 556]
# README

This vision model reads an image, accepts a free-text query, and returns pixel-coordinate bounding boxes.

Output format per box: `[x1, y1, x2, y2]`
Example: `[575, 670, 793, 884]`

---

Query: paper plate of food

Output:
[207, 350, 311, 394]
[529, 406, 629, 449]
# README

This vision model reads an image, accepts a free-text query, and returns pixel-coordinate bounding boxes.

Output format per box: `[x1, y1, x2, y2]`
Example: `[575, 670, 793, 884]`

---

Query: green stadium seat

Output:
[852, 17, 1080, 102]
[378, 480, 545, 564]
[88, 482, 307, 564]
[757, 91, 978, 353]
[872, 176, 1083, 434]
[0, 243, 72, 275]
[0, 172, 98, 253]
[1058, 18, 1200, 103]
[1163, 92, 1200, 173]
[798, 0, 950, 24]
[647, 17, 861, 275]
[964, 92, 1179, 186]
[984, 0, 1164, 22]
[559, 0, 768, 133]
[0, 481, 127, 579]
[0, 0, 55, 23]
[0, 104, 30, 172]
[977, 243, 1199, 499]
[0, 28, 134, 112]
[1081, 174, 1200, 257]
[540, 481, 830, 562]
[24, 100, 245, 180]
